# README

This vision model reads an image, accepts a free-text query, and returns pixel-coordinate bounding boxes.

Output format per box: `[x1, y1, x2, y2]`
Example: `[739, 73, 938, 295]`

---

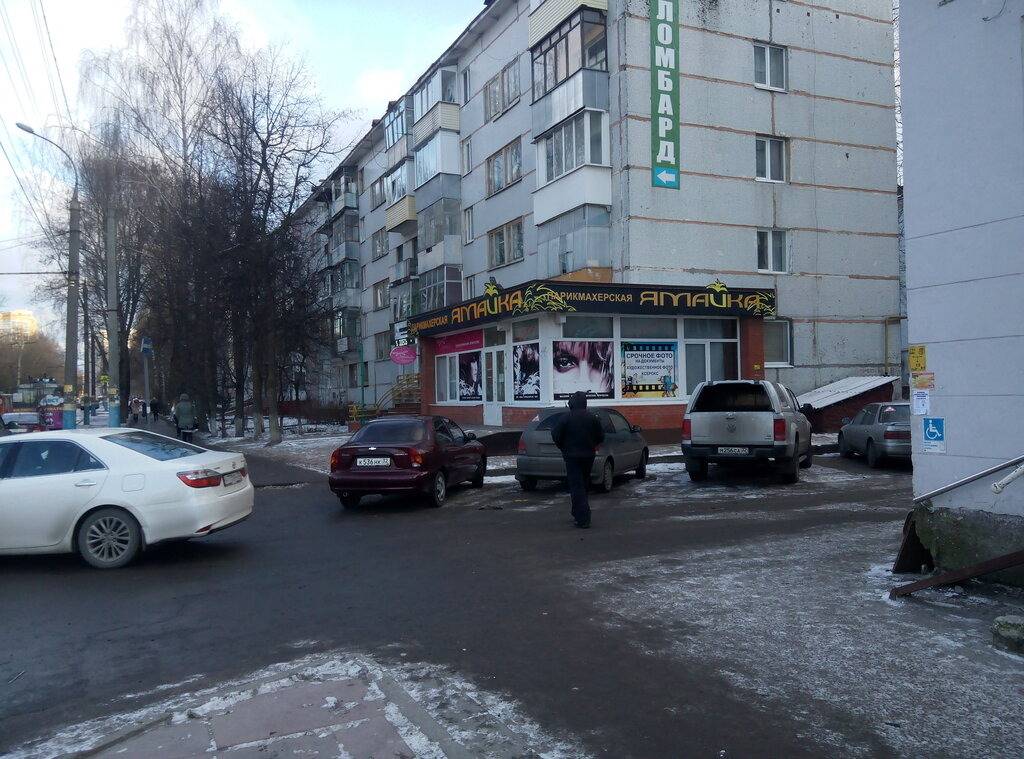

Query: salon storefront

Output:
[408, 279, 777, 434]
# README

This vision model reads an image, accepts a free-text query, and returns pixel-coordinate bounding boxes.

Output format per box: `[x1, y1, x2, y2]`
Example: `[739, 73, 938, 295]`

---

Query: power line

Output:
[39, 1, 74, 126]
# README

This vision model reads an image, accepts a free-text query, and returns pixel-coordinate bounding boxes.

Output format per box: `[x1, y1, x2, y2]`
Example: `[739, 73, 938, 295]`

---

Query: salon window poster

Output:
[621, 342, 678, 398]
[458, 351, 482, 401]
[513, 343, 540, 401]
[552, 340, 615, 400]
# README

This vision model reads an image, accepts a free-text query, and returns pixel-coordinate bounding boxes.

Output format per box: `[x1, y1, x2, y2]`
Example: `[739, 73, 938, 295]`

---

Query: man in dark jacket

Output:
[551, 391, 605, 528]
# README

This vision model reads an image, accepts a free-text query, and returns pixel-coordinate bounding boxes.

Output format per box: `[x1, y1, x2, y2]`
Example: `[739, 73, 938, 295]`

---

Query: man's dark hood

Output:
[568, 391, 588, 410]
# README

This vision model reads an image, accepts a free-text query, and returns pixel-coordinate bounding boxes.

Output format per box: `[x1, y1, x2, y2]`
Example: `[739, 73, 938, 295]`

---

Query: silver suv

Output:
[681, 380, 813, 483]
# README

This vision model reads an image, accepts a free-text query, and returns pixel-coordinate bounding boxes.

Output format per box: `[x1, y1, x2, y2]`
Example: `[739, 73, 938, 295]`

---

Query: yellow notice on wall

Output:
[909, 345, 927, 372]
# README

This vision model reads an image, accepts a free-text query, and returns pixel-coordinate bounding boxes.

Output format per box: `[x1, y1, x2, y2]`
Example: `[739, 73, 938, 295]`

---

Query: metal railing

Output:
[913, 453, 1024, 504]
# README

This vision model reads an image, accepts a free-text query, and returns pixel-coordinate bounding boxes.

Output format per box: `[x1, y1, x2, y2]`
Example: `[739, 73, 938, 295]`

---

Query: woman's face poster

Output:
[552, 340, 614, 400]
[513, 343, 540, 401]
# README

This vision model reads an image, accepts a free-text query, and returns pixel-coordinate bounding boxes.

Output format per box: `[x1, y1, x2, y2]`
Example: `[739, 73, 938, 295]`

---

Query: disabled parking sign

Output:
[922, 417, 945, 453]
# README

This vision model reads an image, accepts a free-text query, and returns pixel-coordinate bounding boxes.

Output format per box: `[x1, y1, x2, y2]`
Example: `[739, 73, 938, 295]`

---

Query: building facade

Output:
[901, 0, 1024, 580]
[303, 0, 900, 431]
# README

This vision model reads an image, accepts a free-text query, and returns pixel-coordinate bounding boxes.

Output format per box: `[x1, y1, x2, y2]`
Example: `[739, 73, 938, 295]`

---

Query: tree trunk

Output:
[267, 317, 282, 445]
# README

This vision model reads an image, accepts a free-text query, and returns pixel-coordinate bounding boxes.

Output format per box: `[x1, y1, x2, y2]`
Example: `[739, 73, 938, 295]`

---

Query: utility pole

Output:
[106, 205, 120, 427]
[16, 123, 80, 430]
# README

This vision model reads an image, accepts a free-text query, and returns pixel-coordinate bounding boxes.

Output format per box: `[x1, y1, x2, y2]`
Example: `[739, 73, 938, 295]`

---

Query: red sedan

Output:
[329, 415, 486, 508]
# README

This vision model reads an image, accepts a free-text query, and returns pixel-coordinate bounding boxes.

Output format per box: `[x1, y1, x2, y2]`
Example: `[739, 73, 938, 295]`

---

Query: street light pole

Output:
[16, 122, 80, 430]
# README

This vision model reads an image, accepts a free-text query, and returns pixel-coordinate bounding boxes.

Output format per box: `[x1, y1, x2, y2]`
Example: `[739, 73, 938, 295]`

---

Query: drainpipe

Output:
[884, 315, 907, 377]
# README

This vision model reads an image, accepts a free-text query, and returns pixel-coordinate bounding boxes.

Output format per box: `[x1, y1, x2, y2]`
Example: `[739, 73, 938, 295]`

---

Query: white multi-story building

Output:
[901, 0, 1024, 581]
[305, 0, 900, 433]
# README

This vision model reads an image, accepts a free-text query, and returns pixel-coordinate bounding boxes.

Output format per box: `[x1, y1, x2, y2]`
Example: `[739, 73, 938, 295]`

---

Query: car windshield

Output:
[101, 430, 205, 460]
[351, 420, 426, 444]
[878, 405, 910, 423]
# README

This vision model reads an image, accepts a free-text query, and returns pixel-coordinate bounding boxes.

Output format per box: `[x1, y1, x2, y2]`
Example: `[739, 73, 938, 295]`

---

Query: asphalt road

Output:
[4, 453, 1017, 758]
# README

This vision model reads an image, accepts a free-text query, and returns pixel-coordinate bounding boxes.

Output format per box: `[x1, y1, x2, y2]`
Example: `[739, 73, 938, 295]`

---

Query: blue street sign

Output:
[653, 168, 679, 188]
[141, 337, 153, 356]
[923, 417, 945, 453]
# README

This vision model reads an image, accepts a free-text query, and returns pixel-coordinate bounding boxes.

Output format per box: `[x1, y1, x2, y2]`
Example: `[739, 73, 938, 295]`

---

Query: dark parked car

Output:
[838, 401, 911, 467]
[516, 406, 648, 492]
[328, 415, 485, 508]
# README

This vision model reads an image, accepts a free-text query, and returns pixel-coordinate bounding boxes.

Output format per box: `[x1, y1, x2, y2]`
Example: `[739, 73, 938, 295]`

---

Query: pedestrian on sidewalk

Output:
[551, 390, 604, 529]
[129, 397, 141, 424]
[175, 393, 196, 443]
[150, 397, 161, 421]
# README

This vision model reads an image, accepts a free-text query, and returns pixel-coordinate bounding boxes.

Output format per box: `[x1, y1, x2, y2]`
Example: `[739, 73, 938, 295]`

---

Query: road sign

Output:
[141, 336, 153, 355]
[923, 417, 945, 453]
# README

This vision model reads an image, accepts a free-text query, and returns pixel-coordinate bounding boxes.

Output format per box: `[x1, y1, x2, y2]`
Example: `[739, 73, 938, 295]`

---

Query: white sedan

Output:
[0, 428, 253, 569]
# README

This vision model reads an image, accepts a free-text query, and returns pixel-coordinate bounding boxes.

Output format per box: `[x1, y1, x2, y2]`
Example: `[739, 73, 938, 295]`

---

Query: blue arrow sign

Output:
[653, 168, 679, 188]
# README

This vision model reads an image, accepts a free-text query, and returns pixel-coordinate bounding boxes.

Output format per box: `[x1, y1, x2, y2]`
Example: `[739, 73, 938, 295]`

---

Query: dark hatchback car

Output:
[2, 412, 44, 434]
[328, 415, 486, 508]
[838, 401, 911, 467]
[516, 406, 648, 492]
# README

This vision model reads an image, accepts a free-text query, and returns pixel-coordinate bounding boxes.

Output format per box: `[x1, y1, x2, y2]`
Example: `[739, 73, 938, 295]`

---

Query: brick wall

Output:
[504, 403, 687, 444]
[427, 403, 483, 426]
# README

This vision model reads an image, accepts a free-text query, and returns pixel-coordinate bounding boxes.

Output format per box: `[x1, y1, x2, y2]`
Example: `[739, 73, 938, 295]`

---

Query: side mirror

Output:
[630, 424, 642, 433]
[465, 432, 477, 440]
[5, 421, 18, 430]
[800, 404, 814, 416]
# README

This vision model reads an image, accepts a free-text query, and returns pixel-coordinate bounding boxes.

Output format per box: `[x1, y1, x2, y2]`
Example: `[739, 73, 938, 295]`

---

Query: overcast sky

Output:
[0, 0, 484, 333]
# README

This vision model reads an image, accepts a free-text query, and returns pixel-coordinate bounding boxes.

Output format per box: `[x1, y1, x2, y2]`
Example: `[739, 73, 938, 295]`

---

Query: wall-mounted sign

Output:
[435, 329, 483, 355]
[650, 0, 680, 189]
[621, 342, 678, 398]
[911, 371, 935, 390]
[923, 416, 945, 453]
[409, 279, 775, 337]
[390, 345, 416, 365]
[909, 345, 926, 372]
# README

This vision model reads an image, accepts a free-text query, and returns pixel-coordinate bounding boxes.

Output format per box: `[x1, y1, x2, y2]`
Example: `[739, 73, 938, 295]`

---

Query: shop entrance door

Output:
[482, 348, 506, 426]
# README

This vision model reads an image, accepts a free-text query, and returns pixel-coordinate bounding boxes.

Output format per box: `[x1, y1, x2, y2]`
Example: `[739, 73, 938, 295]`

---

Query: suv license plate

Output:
[357, 457, 391, 467]
[718, 447, 749, 455]
[223, 470, 243, 486]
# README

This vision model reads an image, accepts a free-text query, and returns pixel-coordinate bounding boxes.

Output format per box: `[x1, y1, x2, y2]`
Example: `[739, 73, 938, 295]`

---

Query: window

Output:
[563, 315, 612, 338]
[542, 111, 605, 183]
[488, 219, 524, 268]
[435, 354, 459, 401]
[463, 206, 474, 244]
[347, 362, 367, 388]
[370, 177, 386, 209]
[374, 331, 390, 360]
[485, 57, 521, 121]
[420, 265, 463, 312]
[757, 229, 788, 273]
[621, 316, 677, 339]
[536, 205, 610, 274]
[340, 259, 360, 290]
[418, 198, 460, 249]
[487, 138, 522, 195]
[531, 9, 607, 101]
[764, 319, 792, 365]
[756, 136, 786, 182]
[461, 68, 471, 105]
[371, 228, 388, 260]
[415, 133, 441, 188]
[387, 166, 408, 204]
[413, 67, 456, 122]
[384, 99, 412, 149]
[372, 280, 389, 310]
[461, 138, 472, 175]
[683, 318, 740, 394]
[10, 441, 107, 478]
[464, 275, 475, 300]
[754, 43, 787, 90]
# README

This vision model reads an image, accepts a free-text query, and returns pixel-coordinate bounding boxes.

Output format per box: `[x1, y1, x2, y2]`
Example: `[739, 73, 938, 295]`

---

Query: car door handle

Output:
[75, 480, 98, 487]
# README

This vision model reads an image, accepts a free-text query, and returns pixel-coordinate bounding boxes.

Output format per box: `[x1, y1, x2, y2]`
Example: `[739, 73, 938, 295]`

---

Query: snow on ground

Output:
[7, 653, 592, 759]
[573, 521, 1024, 759]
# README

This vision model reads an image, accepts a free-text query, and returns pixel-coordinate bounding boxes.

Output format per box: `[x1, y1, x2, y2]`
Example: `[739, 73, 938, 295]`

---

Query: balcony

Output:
[385, 195, 417, 233]
[417, 235, 462, 273]
[386, 135, 408, 171]
[529, 0, 607, 47]
[413, 102, 460, 148]
[533, 165, 611, 225]
[532, 69, 609, 139]
[390, 257, 418, 284]
[330, 191, 357, 217]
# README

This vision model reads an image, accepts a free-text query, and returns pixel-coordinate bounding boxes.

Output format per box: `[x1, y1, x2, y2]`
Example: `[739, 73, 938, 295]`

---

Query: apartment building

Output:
[304, 0, 900, 432]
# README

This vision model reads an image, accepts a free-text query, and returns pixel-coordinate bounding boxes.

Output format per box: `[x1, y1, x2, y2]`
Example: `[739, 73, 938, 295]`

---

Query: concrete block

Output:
[992, 615, 1024, 655]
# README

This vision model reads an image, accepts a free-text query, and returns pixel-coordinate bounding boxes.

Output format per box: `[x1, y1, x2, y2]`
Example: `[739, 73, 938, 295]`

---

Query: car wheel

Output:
[339, 494, 361, 509]
[636, 450, 648, 479]
[428, 471, 447, 507]
[838, 433, 852, 459]
[470, 457, 486, 488]
[866, 440, 881, 469]
[800, 447, 813, 469]
[687, 457, 708, 482]
[76, 508, 142, 569]
[779, 452, 800, 484]
[518, 475, 538, 491]
[596, 459, 614, 493]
